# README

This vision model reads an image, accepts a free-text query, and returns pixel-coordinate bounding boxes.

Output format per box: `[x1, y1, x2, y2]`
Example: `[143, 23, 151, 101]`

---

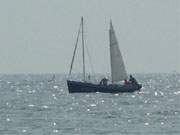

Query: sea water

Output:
[0, 73, 179, 135]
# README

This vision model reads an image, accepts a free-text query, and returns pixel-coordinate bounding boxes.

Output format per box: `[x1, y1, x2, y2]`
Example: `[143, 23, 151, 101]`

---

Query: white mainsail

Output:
[109, 21, 128, 82]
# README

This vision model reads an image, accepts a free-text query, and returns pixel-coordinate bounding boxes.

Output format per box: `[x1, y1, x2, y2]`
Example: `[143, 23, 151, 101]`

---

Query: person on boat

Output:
[88, 74, 91, 81]
[129, 75, 138, 85]
[124, 79, 129, 85]
[100, 77, 108, 85]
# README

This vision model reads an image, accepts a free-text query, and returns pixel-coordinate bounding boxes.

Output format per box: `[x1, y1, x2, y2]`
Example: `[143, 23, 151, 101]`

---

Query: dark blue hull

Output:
[67, 80, 142, 93]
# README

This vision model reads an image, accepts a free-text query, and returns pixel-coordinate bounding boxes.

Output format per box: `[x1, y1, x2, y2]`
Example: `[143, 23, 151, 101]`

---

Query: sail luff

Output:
[109, 21, 128, 82]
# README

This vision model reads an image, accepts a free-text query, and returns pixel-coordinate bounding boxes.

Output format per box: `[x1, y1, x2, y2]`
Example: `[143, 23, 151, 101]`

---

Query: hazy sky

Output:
[0, 0, 179, 74]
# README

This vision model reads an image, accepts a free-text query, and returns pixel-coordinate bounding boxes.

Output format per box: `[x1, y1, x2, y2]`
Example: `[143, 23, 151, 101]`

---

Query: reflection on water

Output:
[0, 73, 179, 134]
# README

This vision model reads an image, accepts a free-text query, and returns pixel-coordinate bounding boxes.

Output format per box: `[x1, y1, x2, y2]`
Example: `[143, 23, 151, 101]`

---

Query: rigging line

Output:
[85, 43, 95, 75]
[68, 22, 81, 77]
[81, 17, 86, 82]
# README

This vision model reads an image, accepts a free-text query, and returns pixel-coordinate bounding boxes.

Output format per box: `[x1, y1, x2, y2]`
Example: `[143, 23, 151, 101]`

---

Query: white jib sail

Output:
[109, 21, 128, 82]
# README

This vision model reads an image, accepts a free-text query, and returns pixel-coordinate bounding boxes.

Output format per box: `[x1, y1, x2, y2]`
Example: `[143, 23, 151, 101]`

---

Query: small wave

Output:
[145, 112, 151, 116]
[53, 85, 58, 89]
[16, 89, 23, 93]
[28, 104, 35, 107]
[114, 94, 119, 96]
[174, 91, 180, 95]
[28, 89, 36, 93]
[53, 129, 59, 133]
[154, 91, 158, 96]
[22, 129, 27, 133]
[6, 118, 10, 122]
[152, 110, 179, 116]
[144, 122, 149, 126]
[160, 122, 164, 125]
[53, 122, 57, 126]
[87, 108, 90, 112]
[89, 104, 96, 107]
[101, 100, 105, 103]
[52, 94, 57, 100]
[42, 105, 49, 109]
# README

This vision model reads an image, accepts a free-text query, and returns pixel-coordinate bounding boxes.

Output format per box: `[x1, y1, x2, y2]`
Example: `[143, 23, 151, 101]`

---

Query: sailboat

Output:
[67, 17, 142, 93]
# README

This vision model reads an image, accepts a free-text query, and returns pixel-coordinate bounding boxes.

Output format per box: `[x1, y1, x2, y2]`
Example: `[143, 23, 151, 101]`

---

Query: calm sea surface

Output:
[0, 74, 180, 135]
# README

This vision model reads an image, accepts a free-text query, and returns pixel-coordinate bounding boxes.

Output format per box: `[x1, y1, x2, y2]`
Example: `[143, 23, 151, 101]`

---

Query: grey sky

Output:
[0, 0, 179, 74]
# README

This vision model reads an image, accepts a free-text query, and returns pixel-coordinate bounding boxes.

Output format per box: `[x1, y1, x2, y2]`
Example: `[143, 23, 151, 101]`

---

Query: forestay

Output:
[109, 21, 128, 82]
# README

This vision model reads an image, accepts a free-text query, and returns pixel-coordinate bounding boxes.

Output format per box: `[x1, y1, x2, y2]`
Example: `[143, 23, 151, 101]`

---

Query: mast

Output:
[81, 16, 85, 81]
